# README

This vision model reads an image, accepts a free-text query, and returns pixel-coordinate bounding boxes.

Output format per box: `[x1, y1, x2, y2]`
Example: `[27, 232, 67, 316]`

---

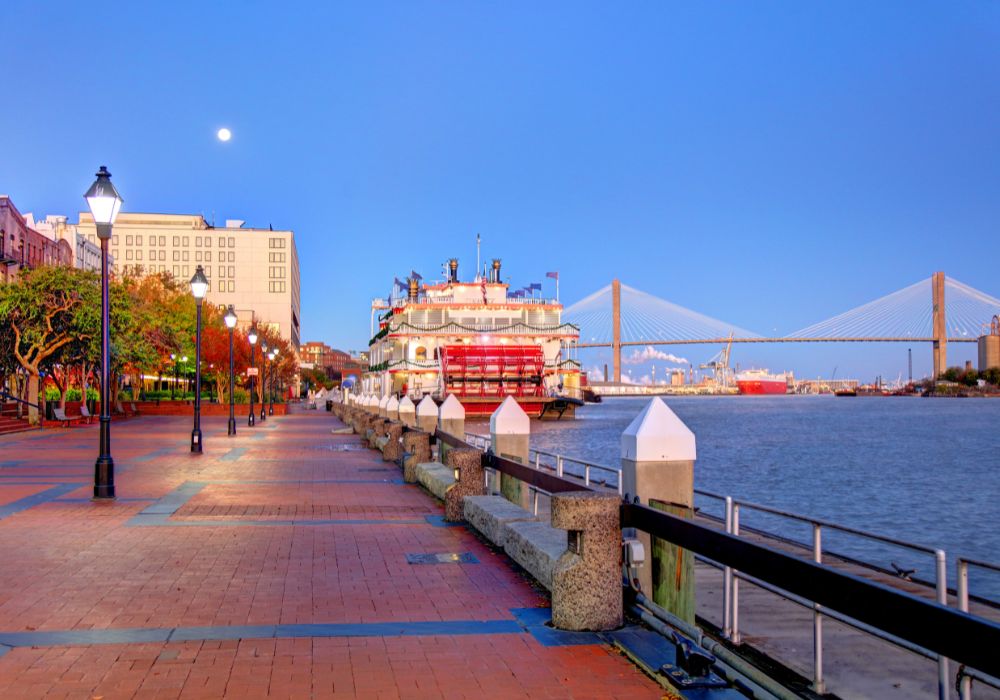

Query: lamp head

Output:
[248, 323, 258, 345]
[171, 353, 176, 360]
[182, 355, 188, 363]
[224, 305, 238, 329]
[84, 166, 123, 231]
[190, 265, 209, 301]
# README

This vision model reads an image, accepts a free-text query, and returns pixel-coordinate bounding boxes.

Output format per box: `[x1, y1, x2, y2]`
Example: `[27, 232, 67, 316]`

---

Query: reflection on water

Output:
[473, 395, 1000, 599]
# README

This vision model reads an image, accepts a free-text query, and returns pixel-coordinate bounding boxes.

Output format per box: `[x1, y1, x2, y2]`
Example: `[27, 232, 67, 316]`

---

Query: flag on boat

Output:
[546, 271, 559, 280]
[394, 277, 407, 289]
[410, 270, 423, 281]
[528, 283, 542, 292]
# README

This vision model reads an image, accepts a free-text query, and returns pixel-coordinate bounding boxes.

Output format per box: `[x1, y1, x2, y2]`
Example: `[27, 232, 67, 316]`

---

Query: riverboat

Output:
[363, 258, 583, 419]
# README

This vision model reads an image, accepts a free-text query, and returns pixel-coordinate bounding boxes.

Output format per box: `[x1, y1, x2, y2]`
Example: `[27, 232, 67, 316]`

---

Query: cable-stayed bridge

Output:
[563, 273, 1000, 381]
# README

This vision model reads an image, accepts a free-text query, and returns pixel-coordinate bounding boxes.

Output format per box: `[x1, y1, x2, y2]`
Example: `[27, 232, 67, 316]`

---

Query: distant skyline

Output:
[2, 2, 998, 379]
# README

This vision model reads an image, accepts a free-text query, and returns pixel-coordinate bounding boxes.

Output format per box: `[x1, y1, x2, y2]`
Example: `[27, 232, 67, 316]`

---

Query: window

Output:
[182, 251, 189, 261]
[205, 251, 211, 262]
[269, 281, 286, 293]
[195, 236, 202, 246]
[173, 251, 180, 261]
[112, 235, 119, 245]
[269, 266, 285, 278]
[126, 235, 133, 245]
[269, 252, 286, 263]
[269, 238, 286, 249]
[136, 250, 143, 261]
[195, 251, 202, 262]
[183, 265, 189, 276]
[228, 280, 235, 292]
[159, 250, 166, 261]
[159, 236, 166, 246]
[218, 236, 225, 247]
[136, 235, 143, 246]
[228, 251, 235, 262]
[218, 266, 226, 278]
[126, 250, 133, 260]
[227, 237, 235, 247]
[173, 265, 180, 276]
[228, 265, 234, 278]
[183, 237, 189, 246]
[173, 236, 180, 246]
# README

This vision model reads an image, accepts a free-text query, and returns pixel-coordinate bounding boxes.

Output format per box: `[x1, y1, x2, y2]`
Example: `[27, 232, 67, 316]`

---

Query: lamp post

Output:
[189, 266, 208, 453]
[224, 305, 238, 435]
[269, 346, 279, 415]
[84, 166, 122, 500]
[260, 343, 268, 422]
[170, 353, 177, 400]
[247, 322, 258, 426]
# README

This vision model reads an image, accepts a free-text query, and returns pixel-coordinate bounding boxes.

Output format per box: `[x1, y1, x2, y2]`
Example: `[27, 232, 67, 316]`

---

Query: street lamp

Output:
[260, 342, 268, 422]
[170, 353, 177, 400]
[189, 265, 208, 453]
[268, 349, 276, 415]
[84, 166, 122, 500]
[247, 322, 258, 427]
[224, 305, 238, 436]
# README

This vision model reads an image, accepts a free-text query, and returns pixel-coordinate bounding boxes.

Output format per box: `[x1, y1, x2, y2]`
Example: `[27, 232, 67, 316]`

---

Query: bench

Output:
[414, 462, 455, 501]
[129, 401, 141, 416]
[463, 495, 540, 547]
[503, 520, 567, 591]
[52, 407, 84, 427]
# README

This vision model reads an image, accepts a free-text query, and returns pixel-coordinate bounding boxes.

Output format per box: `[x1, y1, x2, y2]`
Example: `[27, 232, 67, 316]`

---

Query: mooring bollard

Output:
[416, 396, 438, 434]
[401, 430, 431, 481]
[398, 395, 416, 428]
[621, 397, 697, 623]
[551, 490, 623, 631]
[382, 421, 403, 462]
[378, 394, 390, 417]
[438, 394, 465, 465]
[490, 396, 530, 508]
[444, 448, 485, 521]
[386, 395, 400, 421]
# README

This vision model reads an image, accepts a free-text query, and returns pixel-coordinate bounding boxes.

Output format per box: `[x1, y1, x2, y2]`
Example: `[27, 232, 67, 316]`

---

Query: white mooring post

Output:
[621, 397, 697, 624]
[386, 395, 400, 421]
[490, 396, 530, 508]
[439, 394, 465, 438]
[398, 395, 416, 427]
[378, 394, 390, 417]
[416, 395, 439, 433]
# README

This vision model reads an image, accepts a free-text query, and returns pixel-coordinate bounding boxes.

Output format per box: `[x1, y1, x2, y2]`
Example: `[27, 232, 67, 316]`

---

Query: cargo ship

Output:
[363, 258, 583, 419]
[736, 368, 790, 395]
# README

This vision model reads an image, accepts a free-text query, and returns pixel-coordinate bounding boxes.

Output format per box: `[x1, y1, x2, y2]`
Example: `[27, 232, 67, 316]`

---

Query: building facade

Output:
[1, 197, 73, 282]
[75, 213, 301, 348]
[301, 341, 362, 380]
[26, 214, 104, 272]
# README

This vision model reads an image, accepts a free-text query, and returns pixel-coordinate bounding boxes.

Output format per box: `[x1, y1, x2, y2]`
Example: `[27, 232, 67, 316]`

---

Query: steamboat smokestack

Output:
[408, 277, 419, 302]
[448, 258, 459, 283]
[491, 259, 502, 283]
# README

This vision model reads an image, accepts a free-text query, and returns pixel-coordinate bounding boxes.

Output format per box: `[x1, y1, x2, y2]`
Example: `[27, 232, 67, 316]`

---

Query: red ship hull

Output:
[737, 380, 788, 395]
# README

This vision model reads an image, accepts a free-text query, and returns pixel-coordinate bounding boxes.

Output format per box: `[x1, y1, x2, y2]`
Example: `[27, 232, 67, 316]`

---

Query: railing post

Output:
[731, 503, 741, 644]
[398, 395, 415, 428]
[723, 496, 733, 639]
[957, 559, 971, 700]
[621, 397, 697, 624]
[813, 523, 825, 694]
[490, 396, 531, 509]
[551, 490, 623, 631]
[936, 549, 951, 700]
[401, 430, 431, 482]
[416, 395, 438, 434]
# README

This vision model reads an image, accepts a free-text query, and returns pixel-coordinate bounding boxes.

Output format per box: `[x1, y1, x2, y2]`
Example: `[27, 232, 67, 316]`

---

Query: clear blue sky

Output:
[2, 2, 998, 380]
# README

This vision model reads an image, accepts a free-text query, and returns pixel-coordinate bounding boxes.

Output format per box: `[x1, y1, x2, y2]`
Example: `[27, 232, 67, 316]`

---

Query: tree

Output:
[0, 266, 100, 423]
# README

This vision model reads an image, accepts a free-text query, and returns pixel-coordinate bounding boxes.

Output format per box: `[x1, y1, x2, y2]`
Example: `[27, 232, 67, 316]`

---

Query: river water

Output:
[476, 396, 1000, 600]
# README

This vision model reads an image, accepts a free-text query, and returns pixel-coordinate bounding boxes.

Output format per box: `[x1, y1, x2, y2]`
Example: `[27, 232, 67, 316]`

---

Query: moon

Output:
[217, 127, 232, 142]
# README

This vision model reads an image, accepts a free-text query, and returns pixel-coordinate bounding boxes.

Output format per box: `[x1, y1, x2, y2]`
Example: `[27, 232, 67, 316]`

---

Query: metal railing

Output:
[0, 390, 43, 426]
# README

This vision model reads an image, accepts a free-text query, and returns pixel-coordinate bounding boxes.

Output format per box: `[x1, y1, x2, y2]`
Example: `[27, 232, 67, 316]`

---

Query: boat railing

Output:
[460, 434, 1000, 698]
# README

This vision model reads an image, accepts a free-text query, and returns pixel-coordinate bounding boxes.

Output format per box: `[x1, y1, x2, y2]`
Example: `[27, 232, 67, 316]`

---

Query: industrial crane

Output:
[699, 332, 735, 388]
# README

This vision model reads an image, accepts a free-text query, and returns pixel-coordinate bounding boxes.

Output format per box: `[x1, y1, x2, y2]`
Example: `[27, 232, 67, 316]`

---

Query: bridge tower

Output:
[612, 279, 622, 383]
[932, 271, 947, 379]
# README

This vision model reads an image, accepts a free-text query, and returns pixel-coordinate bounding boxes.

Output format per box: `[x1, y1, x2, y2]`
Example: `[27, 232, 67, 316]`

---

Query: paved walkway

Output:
[0, 411, 663, 699]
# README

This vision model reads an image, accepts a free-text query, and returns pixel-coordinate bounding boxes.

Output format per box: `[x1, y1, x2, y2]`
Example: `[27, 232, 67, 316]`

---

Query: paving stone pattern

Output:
[0, 412, 661, 698]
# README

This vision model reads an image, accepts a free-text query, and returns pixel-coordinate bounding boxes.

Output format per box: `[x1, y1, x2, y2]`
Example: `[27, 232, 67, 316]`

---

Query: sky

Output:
[2, 2, 998, 381]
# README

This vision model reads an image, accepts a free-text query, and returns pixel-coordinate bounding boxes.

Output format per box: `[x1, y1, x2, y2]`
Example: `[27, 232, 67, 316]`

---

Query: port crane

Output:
[698, 332, 735, 388]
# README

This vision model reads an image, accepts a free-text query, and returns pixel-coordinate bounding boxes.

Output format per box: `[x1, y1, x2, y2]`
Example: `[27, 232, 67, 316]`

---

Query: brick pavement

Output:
[0, 411, 663, 698]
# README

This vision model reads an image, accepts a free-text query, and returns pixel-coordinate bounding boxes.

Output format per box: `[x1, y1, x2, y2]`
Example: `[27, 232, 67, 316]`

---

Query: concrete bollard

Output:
[416, 396, 439, 434]
[401, 430, 431, 482]
[382, 421, 404, 462]
[367, 394, 379, 413]
[490, 396, 531, 509]
[386, 395, 400, 421]
[551, 491, 623, 631]
[444, 448, 485, 521]
[621, 397, 696, 624]
[437, 394, 465, 465]
[378, 394, 390, 417]
[398, 395, 416, 428]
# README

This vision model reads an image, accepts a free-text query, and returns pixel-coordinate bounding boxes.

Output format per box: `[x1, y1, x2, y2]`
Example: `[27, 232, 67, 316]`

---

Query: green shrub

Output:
[233, 388, 249, 404]
[44, 387, 61, 401]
